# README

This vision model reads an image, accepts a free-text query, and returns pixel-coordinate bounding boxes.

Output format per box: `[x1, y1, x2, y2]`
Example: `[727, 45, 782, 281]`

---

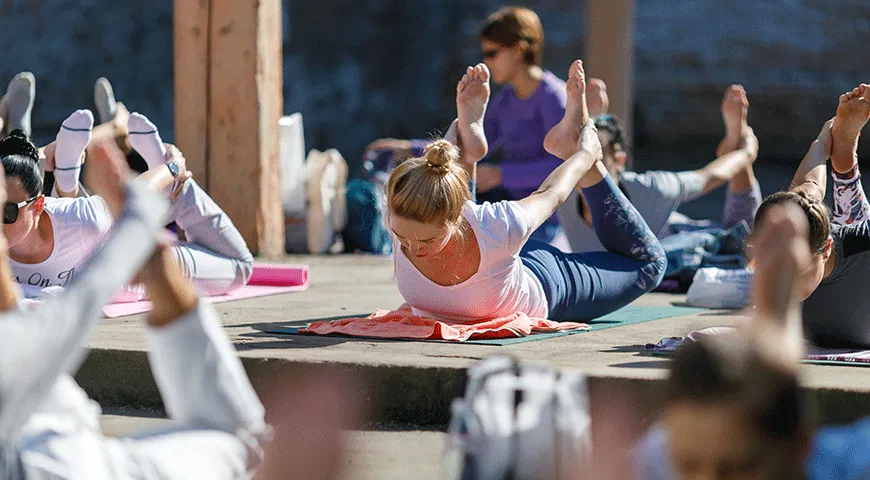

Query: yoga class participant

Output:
[754, 84, 870, 347]
[0, 142, 269, 479]
[386, 59, 664, 323]
[637, 203, 870, 480]
[0, 117, 253, 299]
[558, 84, 762, 253]
[366, 7, 571, 246]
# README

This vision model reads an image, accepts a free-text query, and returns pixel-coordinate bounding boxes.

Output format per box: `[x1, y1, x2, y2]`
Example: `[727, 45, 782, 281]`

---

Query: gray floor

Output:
[100, 412, 446, 480]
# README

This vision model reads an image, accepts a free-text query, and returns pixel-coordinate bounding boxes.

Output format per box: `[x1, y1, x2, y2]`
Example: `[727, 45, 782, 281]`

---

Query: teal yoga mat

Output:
[265, 305, 708, 346]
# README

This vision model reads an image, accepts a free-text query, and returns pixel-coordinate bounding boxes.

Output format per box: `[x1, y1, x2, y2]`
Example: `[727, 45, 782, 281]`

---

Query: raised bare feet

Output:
[544, 60, 589, 160]
[831, 84, 870, 173]
[587, 78, 609, 117]
[455, 63, 490, 163]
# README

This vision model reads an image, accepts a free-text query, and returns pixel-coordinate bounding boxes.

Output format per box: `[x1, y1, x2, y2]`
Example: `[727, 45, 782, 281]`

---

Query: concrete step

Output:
[79, 256, 870, 431]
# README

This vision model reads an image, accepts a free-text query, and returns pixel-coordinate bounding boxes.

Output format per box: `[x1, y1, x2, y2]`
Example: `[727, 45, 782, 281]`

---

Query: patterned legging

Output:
[832, 165, 870, 225]
[521, 175, 667, 322]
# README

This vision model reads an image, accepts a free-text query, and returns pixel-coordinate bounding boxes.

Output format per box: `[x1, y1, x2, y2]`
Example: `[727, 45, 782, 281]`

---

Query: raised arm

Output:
[789, 120, 833, 202]
[0, 143, 167, 443]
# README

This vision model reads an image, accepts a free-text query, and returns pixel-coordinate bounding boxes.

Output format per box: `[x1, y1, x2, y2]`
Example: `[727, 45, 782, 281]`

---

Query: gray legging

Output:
[165, 179, 254, 296]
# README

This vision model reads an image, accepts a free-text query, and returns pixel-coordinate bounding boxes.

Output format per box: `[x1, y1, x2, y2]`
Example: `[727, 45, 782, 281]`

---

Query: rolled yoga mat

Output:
[249, 264, 309, 286]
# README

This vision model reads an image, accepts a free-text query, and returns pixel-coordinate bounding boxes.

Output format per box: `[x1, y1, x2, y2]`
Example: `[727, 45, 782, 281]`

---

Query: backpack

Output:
[445, 356, 592, 480]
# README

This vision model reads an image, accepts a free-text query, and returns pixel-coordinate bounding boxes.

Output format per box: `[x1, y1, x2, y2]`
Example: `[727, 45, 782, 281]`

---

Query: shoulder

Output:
[465, 200, 531, 233]
[810, 417, 870, 478]
[45, 195, 113, 233]
[538, 71, 567, 105]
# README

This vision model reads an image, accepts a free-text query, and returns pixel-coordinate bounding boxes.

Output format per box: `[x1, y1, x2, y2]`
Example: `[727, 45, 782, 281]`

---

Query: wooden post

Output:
[173, 0, 210, 188]
[585, 0, 635, 164]
[174, 0, 284, 256]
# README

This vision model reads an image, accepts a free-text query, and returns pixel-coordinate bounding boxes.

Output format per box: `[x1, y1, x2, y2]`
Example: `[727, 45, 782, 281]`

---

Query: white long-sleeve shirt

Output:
[0, 183, 268, 479]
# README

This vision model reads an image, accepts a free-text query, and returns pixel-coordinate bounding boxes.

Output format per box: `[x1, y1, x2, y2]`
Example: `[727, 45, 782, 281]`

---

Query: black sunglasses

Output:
[4, 196, 39, 224]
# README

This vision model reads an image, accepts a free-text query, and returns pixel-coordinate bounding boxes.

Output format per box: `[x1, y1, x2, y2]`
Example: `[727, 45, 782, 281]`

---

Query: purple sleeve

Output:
[539, 83, 567, 131]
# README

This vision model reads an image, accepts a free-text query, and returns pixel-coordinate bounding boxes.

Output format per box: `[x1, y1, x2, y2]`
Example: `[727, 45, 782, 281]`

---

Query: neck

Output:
[8, 214, 54, 264]
[511, 65, 543, 99]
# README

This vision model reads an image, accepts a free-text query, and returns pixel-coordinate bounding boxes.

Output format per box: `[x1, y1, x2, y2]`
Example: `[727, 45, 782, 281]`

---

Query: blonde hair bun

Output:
[423, 139, 458, 173]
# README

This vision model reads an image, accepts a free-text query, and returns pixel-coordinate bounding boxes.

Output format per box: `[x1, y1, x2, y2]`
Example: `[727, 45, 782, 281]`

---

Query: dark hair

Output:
[0, 130, 43, 197]
[479, 7, 544, 66]
[755, 191, 831, 255]
[667, 335, 807, 442]
[593, 114, 627, 153]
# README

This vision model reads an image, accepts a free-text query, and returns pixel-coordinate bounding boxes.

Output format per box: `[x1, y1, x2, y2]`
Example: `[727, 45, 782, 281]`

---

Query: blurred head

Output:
[753, 191, 832, 300]
[386, 140, 471, 259]
[594, 114, 629, 177]
[665, 334, 810, 480]
[0, 130, 44, 247]
[479, 6, 544, 85]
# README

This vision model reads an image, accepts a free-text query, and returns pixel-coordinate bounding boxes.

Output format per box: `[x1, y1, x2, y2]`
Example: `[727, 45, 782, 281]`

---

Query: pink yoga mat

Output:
[249, 264, 309, 286]
[102, 264, 310, 318]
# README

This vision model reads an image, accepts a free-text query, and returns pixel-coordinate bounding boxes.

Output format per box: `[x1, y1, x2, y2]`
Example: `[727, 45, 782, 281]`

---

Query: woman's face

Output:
[797, 246, 831, 300]
[666, 401, 799, 480]
[3, 176, 41, 248]
[389, 214, 454, 259]
[481, 39, 522, 85]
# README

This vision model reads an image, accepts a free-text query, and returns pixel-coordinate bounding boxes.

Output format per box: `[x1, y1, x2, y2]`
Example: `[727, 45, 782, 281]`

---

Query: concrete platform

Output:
[76, 255, 870, 429]
[100, 411, 445, 480]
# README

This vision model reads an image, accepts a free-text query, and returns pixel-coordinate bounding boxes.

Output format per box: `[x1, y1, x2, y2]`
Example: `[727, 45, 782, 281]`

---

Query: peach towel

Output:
[300, 304, 589, 342]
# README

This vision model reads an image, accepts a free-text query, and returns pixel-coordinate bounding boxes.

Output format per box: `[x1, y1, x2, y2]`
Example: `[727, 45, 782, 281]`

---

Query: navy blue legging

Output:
[521, 176, 666, 322]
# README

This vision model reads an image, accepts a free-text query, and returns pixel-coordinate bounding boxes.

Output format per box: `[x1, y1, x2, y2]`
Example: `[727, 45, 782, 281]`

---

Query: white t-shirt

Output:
[393, 200, 549, 322]
[10, 196, 113, 293]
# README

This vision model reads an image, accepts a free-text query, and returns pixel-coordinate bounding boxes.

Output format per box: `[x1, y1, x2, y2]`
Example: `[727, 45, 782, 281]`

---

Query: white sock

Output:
[54, 109, 93, 193]
[127, 113, 167, 169]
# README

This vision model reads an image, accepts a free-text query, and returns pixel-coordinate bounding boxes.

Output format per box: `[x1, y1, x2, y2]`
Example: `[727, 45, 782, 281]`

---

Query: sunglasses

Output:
[4, 196, 39, 224]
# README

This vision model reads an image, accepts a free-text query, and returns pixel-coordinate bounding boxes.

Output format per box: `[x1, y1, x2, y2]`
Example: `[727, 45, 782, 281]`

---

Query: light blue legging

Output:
[521, 176, 666, 322]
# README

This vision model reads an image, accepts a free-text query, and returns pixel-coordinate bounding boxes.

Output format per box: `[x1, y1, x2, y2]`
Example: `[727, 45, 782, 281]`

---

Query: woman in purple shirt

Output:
[474, 6, 567, 244]
[365, 7, 568, 245]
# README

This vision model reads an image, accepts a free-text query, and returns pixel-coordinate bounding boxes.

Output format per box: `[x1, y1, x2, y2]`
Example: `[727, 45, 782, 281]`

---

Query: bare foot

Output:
[831, 84, 870, 173]
[455, 63, 490, 163]
[749, 202, 811, 365]
[587, 78, 609, 117]
[84, 141, 131, 220]
[722, 85, 748, 135]
[544, 60, 589, 160]
[716, 85, 749, 156]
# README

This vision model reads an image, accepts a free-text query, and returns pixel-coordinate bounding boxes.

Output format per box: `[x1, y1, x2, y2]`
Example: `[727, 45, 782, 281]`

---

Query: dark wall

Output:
[1, 0, 867, 177]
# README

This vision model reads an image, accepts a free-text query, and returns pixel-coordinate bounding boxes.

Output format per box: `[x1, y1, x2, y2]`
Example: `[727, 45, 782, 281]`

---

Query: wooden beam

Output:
[173, 0, 210, 188]
[207, 0, 284, 256]
[585, 0, 636, 163]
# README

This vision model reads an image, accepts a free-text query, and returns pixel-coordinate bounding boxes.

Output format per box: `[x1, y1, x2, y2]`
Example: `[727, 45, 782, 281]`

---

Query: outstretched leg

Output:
[454, 63, 490, 164]
[523, 60, 665, 321]
[718, 85, 762, 228]
[125, 113, 254, 294]
[830, 85, 870, 225]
